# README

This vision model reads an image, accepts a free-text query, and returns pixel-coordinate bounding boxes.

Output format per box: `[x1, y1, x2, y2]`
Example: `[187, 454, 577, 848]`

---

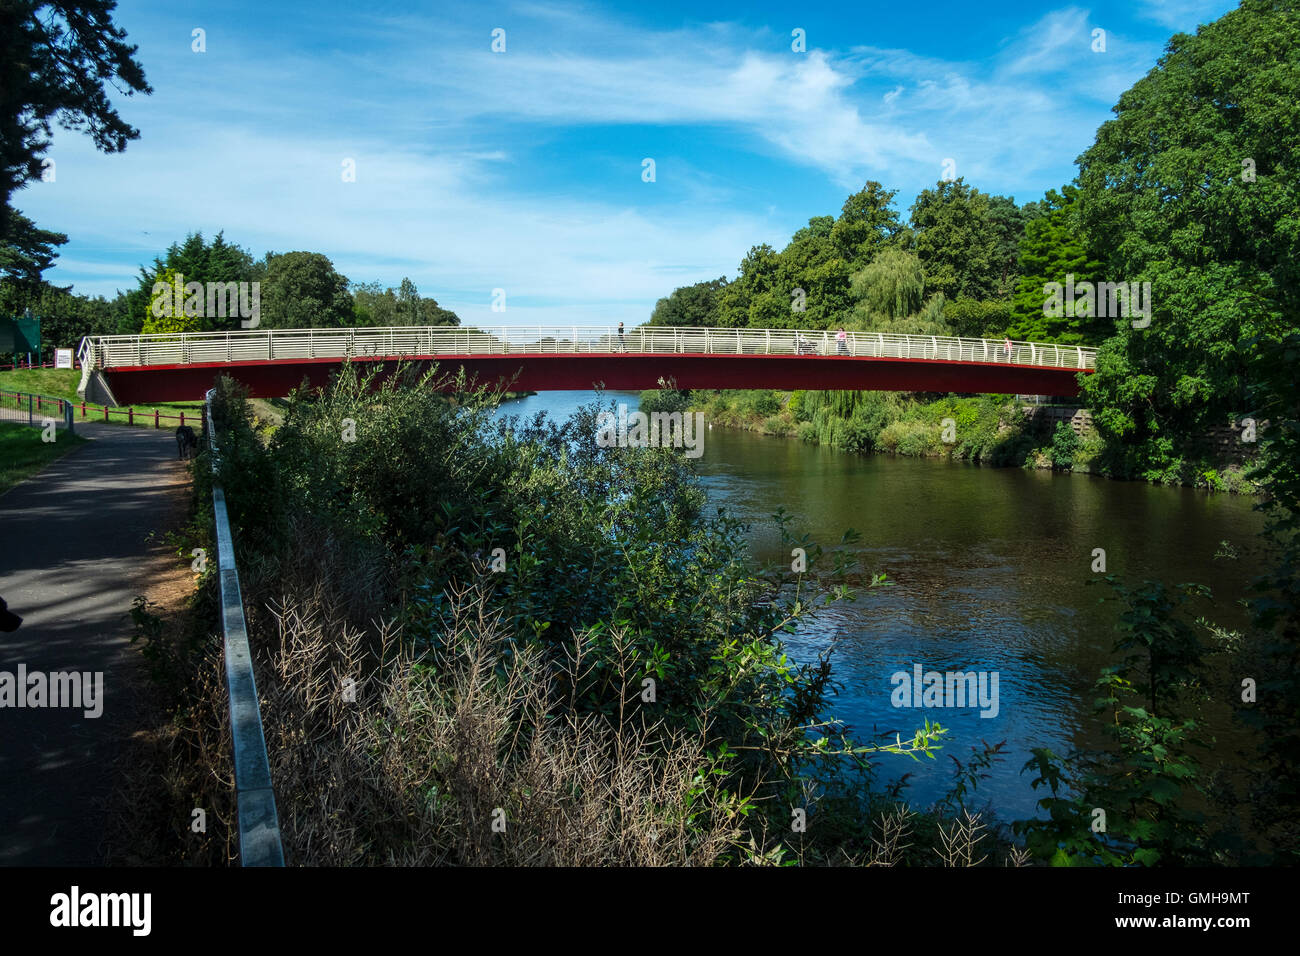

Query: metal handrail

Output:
[79, 326, 1099, 373]
[204, 388, 284, 867]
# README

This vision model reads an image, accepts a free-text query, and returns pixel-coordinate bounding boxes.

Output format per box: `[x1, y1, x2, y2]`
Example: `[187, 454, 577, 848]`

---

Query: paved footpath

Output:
[0, 423, 190, 865]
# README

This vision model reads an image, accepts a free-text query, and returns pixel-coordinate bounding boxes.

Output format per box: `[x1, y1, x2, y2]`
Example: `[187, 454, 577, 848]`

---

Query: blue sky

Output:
[18, 0, 1237, 327]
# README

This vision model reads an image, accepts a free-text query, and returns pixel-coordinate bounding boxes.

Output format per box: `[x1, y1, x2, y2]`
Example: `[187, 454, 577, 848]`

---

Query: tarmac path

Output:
[0, 422, 191, 865]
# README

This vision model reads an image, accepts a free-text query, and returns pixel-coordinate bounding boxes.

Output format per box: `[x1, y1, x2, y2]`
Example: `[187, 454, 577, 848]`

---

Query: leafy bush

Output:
[1015, 578, 1217, 866]
[789, 390, 808, 422]
[639, 379, 692, 416]
[1050, 422, 1079, 470]
[746, 389, 781, 418]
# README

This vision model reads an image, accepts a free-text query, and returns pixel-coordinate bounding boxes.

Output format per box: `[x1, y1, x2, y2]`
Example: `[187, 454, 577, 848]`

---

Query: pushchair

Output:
[795, 334, 820, 355]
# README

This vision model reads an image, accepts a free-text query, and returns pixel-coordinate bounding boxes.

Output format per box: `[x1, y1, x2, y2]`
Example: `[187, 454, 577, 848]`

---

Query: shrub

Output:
[748, 389, 781, 418]
[789, 390, 808, 422]
[1050, 421, 1079, 470]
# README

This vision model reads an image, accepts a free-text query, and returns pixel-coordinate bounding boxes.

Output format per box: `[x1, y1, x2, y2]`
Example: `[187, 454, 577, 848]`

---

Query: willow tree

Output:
[850, 248, 925, 322]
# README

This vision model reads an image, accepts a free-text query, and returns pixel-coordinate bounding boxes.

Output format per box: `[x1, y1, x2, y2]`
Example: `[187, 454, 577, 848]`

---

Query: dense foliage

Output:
[1076, 0, 1300, 483]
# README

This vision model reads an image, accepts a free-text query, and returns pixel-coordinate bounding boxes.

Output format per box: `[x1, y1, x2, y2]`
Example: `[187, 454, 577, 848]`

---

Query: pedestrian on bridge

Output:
[617, 322, 626, 352]
[836, 327, 848, 355]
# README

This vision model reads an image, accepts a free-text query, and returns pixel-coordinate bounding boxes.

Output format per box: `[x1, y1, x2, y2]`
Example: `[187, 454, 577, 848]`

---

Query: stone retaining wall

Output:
[1021, 405, 1261, 462]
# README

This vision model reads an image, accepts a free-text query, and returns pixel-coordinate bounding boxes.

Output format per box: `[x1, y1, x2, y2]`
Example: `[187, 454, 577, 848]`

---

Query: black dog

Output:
[0, 597, 21, 633]
[176, 424, 198, 460]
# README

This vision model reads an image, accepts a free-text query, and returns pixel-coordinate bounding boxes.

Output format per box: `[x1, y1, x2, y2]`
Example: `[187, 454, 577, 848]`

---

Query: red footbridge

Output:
[77, 326, 1096, 405]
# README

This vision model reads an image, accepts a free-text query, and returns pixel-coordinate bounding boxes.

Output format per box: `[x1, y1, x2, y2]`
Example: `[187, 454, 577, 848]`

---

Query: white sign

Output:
[55, 348, 73, 369]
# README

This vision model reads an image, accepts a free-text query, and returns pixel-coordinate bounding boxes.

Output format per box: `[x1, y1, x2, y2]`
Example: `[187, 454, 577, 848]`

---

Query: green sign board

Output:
[0, 316, 41, 354]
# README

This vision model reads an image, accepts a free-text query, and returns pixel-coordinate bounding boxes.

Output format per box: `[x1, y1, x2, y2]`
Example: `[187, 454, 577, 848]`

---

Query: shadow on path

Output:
[0, 422, 191, 865]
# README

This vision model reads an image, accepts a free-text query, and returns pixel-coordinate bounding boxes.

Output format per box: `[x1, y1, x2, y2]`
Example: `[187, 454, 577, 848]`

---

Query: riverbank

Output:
[652, 387, 1258, 494]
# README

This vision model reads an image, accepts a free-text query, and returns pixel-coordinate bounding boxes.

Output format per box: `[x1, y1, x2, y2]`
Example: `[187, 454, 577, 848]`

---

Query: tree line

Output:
[0, 230, 460, 356]
[652, 0, 1297, 486]
[647, 178, 1098, 342]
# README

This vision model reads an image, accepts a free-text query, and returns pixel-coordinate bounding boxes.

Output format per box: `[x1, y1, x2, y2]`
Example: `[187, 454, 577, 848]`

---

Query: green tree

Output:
[351, 277, 459, 327]
[1237, 329, 1300, 862]
[942, 297, 1012, 339]
[1076, 0, 1300, 478]
[141, 266, 203, 334]
[717, 244, 779, 327]
[1005, 186, 1108, 343]
[908, 179, 1004, 302]
[649, 276, 728, 326]
[774, 228, 853, 328]
[986, 193, 1035, 297]
[130, 231, 261, 332]
[850, 248, 925, 322]
[0, 1, 151, 279]
[0, 277, 115, 356]
[0, 209, 65, 288]
[260, 251, 353, 328]
[351, 280, 395, 326]
[832, 181, 903, 264]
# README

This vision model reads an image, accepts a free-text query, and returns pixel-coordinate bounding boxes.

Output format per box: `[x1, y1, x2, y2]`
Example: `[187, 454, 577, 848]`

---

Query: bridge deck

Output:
[78, 326, 1096, 402]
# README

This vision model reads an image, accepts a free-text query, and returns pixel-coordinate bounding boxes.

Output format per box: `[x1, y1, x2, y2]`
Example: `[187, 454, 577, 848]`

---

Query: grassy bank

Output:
[654, 387, 1256, 493]
[0, 368, 206, 427]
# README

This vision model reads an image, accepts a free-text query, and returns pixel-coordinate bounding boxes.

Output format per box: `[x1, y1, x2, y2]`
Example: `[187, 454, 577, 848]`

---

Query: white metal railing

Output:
[77, 326, 1098, 373]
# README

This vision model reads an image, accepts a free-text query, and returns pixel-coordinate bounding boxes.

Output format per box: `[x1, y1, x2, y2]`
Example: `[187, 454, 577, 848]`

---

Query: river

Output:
[495, 390, 1267, 820]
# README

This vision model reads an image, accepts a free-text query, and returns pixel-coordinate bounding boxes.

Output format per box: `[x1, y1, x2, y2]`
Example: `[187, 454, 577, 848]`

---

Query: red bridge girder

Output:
[99, 352, 1089, 404]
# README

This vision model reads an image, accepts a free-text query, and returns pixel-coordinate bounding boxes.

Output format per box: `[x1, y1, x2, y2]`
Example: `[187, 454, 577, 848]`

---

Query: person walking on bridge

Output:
[617, 322, 626, 353]
[836, 327, 848, 355]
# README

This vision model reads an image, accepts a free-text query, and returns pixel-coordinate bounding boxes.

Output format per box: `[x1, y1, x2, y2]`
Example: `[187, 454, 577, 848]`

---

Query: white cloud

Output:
[22, 124, 770, 322]
[1135, 0, 1235, 30]
[1002, 7, 1094, 76]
